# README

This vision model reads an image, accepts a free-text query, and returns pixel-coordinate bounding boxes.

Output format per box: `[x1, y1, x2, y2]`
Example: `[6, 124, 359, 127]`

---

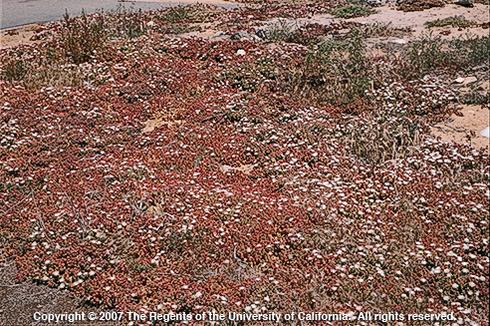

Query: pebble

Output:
[480, 127, 489, 138]
[454, 76, 478, 85]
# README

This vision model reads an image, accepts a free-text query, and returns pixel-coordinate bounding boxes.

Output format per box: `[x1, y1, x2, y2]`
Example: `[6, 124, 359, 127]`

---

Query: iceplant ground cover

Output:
[0, 2, 489, 325]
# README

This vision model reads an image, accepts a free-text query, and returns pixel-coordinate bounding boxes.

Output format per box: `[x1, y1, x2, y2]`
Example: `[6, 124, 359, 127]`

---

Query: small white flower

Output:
[193, 291, 202, 299]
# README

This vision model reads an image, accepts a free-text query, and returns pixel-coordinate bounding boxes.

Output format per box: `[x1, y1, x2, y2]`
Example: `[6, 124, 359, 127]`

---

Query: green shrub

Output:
[405, 33, 449, 76]
[162, 6, 194, 23]
[60, 11, 109, 64]
[405, 34, 489, 76]
[450, 36, 489, 69]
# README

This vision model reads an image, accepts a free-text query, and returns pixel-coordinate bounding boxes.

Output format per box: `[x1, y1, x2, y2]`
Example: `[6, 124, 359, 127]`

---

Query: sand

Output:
[432, 104, 490, 150]
[0, 24, 42, 49]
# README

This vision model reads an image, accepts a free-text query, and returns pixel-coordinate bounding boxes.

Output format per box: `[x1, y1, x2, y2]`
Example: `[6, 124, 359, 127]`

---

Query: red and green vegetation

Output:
[1, 1, 488, 324]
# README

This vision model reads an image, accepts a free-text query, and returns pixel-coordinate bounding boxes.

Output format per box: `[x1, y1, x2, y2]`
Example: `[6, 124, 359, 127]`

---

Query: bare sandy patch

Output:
[0, 24, 42, 49]
[142, 118, 184, 133]
[349, 4, 489, 37]
[432, 104, 489, 150]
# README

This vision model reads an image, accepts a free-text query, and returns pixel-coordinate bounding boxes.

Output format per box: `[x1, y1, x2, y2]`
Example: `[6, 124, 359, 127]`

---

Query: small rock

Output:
[454, 76, 478, 85]
[230, 31, 260, 41]
[236, 49, 246, 56]
[255, 29, 267, 39]
[481, 127, 489, 138]
[455, 0, 474, 7]
[390, 38, 408, 45]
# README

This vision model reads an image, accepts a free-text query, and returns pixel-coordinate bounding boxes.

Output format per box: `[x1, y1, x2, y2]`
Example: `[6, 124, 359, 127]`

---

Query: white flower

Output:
[193, 291, 202, 299]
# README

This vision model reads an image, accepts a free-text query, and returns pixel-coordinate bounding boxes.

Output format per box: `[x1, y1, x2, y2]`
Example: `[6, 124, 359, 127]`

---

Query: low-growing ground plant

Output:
[358, 22, 412, 38]
[425, 16, 477, 28]
[162, 6, 195, 23]
[331, 4, 374, 18]
[405, 33, 489, 76]
[397, 0, 445, 12]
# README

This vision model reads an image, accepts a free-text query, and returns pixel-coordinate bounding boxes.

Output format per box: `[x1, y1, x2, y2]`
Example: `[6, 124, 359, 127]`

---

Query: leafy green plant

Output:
[405, 34, 489, 76]
[405, 33, 449, 76]
[450, 36, 489, 69]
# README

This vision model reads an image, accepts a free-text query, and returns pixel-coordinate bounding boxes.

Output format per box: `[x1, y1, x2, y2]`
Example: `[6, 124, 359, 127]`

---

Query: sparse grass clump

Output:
[263, 20, 295, 42]
[331, 5, 374, 18]
[358, 22, 412, 38]
[405, 34, 489, 76]
[425, 16, 477, 28]
[287, 29, 370, 105]
[0, 52, 86, 89]
[343, 115, 421, 164]
[1, 59, 28, 82]
[110, 8, 148, 39]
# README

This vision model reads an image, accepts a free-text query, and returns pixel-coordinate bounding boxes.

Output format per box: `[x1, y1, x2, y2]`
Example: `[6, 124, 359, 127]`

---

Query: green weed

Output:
[425, 16, 477, 28]
[60, 11, 109, 64]
[287, 29, 370, 105]
[1, 59, 28, 82]
[331, 5, 374, 18]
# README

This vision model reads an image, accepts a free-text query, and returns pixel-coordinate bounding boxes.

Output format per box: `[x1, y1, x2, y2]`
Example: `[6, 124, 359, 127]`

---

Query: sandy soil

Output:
[349, 3, 490, 37]
[0, 24, 42, 49]
[432, 104, 490, 150]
